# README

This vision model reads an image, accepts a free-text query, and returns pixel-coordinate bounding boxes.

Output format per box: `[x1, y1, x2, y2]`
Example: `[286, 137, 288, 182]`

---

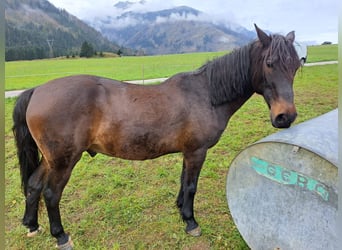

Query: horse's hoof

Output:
[56, 236, 74, 250]
[187, 226, 202, 237]
[27, 226, 42, 237]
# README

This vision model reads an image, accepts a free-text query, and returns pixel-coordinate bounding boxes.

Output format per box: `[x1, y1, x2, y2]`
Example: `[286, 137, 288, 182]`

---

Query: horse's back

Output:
[30, 74, 113, 101]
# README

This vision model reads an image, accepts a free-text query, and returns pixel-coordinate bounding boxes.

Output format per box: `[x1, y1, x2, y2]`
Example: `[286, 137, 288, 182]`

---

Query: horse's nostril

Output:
[276, 114, 286, 124]
[274, 112, 297, 128]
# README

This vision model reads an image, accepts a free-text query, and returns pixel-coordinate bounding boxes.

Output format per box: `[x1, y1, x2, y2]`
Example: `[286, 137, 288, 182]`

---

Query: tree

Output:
[80, 41, 95, 58]
[117, 48, 123, 57]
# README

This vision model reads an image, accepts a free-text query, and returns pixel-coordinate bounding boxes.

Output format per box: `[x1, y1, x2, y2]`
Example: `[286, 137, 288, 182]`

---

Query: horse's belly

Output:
[90, 133, 179, 160]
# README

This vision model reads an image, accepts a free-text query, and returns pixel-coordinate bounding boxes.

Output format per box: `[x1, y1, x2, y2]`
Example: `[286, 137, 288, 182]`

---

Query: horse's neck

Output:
[231, 92, 254, 114]
[205, 93, 252, 139]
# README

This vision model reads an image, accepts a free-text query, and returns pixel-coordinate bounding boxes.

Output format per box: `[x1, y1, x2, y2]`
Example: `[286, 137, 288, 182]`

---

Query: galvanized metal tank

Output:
[226, 109, 338, 250]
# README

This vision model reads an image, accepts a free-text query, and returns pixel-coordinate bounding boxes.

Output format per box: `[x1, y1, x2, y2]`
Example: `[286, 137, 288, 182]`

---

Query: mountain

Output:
[4, 0, 135, 61]
[88, 3, 256, 55]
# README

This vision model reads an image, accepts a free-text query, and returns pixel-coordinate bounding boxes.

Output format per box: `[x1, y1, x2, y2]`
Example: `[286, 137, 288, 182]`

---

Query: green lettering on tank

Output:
[251, 156, 329, 201]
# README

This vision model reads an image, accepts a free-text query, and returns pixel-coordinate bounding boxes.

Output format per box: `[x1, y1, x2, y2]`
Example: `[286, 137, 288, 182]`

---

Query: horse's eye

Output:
[266, 59, 273, 68]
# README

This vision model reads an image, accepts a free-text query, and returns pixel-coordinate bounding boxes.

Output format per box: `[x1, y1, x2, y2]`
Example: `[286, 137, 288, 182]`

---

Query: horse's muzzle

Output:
[270, 97, 297, 128]
[272, 112, 297, 128]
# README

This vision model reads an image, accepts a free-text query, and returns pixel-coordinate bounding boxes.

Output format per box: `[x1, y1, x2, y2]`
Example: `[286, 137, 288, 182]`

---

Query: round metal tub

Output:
[226, 109, 338, 250]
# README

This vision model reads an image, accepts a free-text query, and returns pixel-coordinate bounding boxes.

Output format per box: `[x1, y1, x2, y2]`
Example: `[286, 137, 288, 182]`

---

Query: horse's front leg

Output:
[178, 149, 207, 237]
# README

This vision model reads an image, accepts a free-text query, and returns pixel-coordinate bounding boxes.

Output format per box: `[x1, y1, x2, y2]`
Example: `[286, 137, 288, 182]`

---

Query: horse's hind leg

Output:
[43, 154, 81, 249]
[178, 149, 207, 236]
[23, 160, 46, 236]
[176, 159, 186, 209]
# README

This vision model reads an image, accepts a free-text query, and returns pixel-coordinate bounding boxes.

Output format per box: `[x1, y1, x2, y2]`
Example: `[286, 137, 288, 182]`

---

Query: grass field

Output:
[4, 60, 338, 249]
[306, 44, 338, 62]
[5, 44, 338, 91]
[5, 52, 226, 90]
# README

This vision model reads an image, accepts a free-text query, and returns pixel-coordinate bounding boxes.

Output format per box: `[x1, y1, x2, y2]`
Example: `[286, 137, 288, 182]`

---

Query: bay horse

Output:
[12, 25, 300, 249]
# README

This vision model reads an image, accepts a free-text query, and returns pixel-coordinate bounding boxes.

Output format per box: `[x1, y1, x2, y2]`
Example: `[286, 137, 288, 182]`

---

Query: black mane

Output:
[201, 34, 299, 106]
[200, 44, 253, 106]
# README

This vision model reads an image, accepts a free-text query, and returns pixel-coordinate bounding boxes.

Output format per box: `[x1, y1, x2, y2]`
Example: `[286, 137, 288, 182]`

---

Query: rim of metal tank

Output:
[239, 109, 338, 168]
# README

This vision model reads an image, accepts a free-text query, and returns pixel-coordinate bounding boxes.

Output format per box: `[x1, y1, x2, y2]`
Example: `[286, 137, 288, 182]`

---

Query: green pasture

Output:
[4, 62, 338, 249]
[5, 52, 226, 90]
[307, 44, 338, 62]
[5, 44, 338, 91]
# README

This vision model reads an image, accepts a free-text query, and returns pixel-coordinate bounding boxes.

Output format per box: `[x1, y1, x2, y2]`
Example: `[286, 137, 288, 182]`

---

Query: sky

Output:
[49, 0, 339, 44]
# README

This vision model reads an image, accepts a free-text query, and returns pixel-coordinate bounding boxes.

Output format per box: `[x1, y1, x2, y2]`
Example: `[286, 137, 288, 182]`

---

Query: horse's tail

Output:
[12, 88, 40, 196]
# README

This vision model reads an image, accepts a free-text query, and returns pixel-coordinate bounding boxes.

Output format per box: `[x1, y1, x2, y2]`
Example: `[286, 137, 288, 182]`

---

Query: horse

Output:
[12, 24, 300, 249]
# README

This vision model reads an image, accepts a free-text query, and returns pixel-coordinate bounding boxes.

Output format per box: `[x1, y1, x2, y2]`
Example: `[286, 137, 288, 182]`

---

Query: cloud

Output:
[155, 13, 204, 24]
[115, 0, 174, 13]
[93, 15, 140, 30]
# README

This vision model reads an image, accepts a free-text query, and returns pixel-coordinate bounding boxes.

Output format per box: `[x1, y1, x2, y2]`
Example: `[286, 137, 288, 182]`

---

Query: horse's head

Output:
[251, 24, 301, 128]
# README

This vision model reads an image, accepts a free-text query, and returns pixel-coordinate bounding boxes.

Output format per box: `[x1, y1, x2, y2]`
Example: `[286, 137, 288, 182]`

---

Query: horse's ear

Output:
[286, 31, 295, 43]
[254, 24, 271, 47]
